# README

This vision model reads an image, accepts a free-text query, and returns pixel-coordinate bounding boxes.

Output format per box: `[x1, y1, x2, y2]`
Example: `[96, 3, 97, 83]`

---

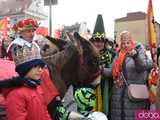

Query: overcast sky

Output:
[43, 0, 160, 37]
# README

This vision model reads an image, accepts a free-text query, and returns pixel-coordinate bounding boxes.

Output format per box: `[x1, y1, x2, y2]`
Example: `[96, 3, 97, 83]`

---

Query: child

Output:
[4, 43, 52, 120]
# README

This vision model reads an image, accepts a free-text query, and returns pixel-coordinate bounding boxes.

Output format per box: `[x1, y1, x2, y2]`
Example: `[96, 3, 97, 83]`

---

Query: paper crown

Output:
[12, 18, 39, 33]
[13, 43, 41, 66]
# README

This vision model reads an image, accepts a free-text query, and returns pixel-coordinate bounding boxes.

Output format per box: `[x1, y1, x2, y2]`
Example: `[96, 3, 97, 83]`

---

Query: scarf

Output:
[112, 42, 135, 79]
[24, 79, 41, 88]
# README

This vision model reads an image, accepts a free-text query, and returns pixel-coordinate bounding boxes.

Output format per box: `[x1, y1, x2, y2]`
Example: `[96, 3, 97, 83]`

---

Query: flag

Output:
[54, 29, 61, 39]
[36, 27, 49, 36]
[147, 0, 160, 104]
[147, 0, 157, 63]
[0, 16, 10, 39]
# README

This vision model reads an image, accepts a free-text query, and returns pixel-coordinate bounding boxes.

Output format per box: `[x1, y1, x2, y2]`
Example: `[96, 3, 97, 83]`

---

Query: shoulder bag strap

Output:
[121, 58, 129, 86]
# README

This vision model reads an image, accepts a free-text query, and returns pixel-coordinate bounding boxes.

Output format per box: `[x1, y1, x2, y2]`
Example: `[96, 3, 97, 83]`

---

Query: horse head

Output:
[39, 33, 101, 97]
[62, 32, 101, 87]
[73, 32, 101, 86]
[35, 35, 68, 57]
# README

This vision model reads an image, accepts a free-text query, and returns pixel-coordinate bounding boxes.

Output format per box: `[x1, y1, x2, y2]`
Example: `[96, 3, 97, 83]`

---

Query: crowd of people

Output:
[0, 14, 159, 120]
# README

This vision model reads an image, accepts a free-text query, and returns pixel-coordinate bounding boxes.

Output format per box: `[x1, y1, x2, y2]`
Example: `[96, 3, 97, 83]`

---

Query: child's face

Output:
[25, 66, 44, 80]
[20, 29, 34, 42]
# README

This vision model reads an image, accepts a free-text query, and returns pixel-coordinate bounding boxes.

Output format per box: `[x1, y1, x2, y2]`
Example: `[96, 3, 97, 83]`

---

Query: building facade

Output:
[114, 12, 160, 46]
[0, 0, 47, 26]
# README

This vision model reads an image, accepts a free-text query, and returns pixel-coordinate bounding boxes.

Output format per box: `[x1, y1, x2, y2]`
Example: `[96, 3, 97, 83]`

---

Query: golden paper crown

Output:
[13, 43, 41, 66]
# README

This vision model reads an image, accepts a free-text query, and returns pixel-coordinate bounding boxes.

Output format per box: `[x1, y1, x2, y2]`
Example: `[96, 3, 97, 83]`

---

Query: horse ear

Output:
[73, 32, 87, 43]
[74, 32, 82, 40]
[73, 32, 80, 38]
[65, 32, 80, 47]
[45, 36, 67, 50]
[65, 32, 74, 42]
[73, 32, 99, 55]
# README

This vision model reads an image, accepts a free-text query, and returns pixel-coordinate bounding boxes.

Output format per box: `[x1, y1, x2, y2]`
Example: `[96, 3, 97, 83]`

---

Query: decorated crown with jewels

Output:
[13, 43, 41, 66]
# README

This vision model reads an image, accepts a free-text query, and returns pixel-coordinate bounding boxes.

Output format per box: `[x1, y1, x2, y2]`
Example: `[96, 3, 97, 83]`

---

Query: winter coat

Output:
[110, 44, 153, 120]
[100, 48, 116, 115]
[5, 85, 52, 120]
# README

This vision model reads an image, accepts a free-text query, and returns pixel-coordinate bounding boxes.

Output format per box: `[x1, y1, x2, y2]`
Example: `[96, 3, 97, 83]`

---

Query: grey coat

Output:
[109, 44, 153, 120]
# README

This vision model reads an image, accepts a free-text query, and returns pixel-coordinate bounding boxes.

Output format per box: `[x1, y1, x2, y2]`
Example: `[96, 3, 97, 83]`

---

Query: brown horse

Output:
[37, 32, 100, 97]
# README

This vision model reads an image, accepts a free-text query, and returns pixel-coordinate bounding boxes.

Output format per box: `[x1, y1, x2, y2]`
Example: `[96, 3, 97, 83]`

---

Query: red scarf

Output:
[112, 43, 135, 79]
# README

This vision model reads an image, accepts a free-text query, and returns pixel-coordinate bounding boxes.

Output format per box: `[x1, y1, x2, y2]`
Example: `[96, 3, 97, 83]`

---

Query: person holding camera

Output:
[110, 31, 153, 120]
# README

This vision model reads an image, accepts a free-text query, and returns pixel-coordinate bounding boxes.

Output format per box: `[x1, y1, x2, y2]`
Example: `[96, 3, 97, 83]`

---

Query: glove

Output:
[68, 111, 85, 120]
[56, 104, 70, 120]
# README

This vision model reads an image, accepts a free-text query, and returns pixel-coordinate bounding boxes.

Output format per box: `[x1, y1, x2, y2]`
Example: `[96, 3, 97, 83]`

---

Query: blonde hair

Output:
[118, 30, 135, 49]
[120, 30, 131, 41]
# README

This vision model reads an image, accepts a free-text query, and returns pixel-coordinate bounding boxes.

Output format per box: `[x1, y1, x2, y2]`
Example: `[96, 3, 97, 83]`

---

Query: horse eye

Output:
[42, 44, 50, 51]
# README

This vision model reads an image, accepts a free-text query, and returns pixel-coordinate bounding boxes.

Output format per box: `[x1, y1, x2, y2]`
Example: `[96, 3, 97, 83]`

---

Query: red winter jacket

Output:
[6, 86, 52, 120]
